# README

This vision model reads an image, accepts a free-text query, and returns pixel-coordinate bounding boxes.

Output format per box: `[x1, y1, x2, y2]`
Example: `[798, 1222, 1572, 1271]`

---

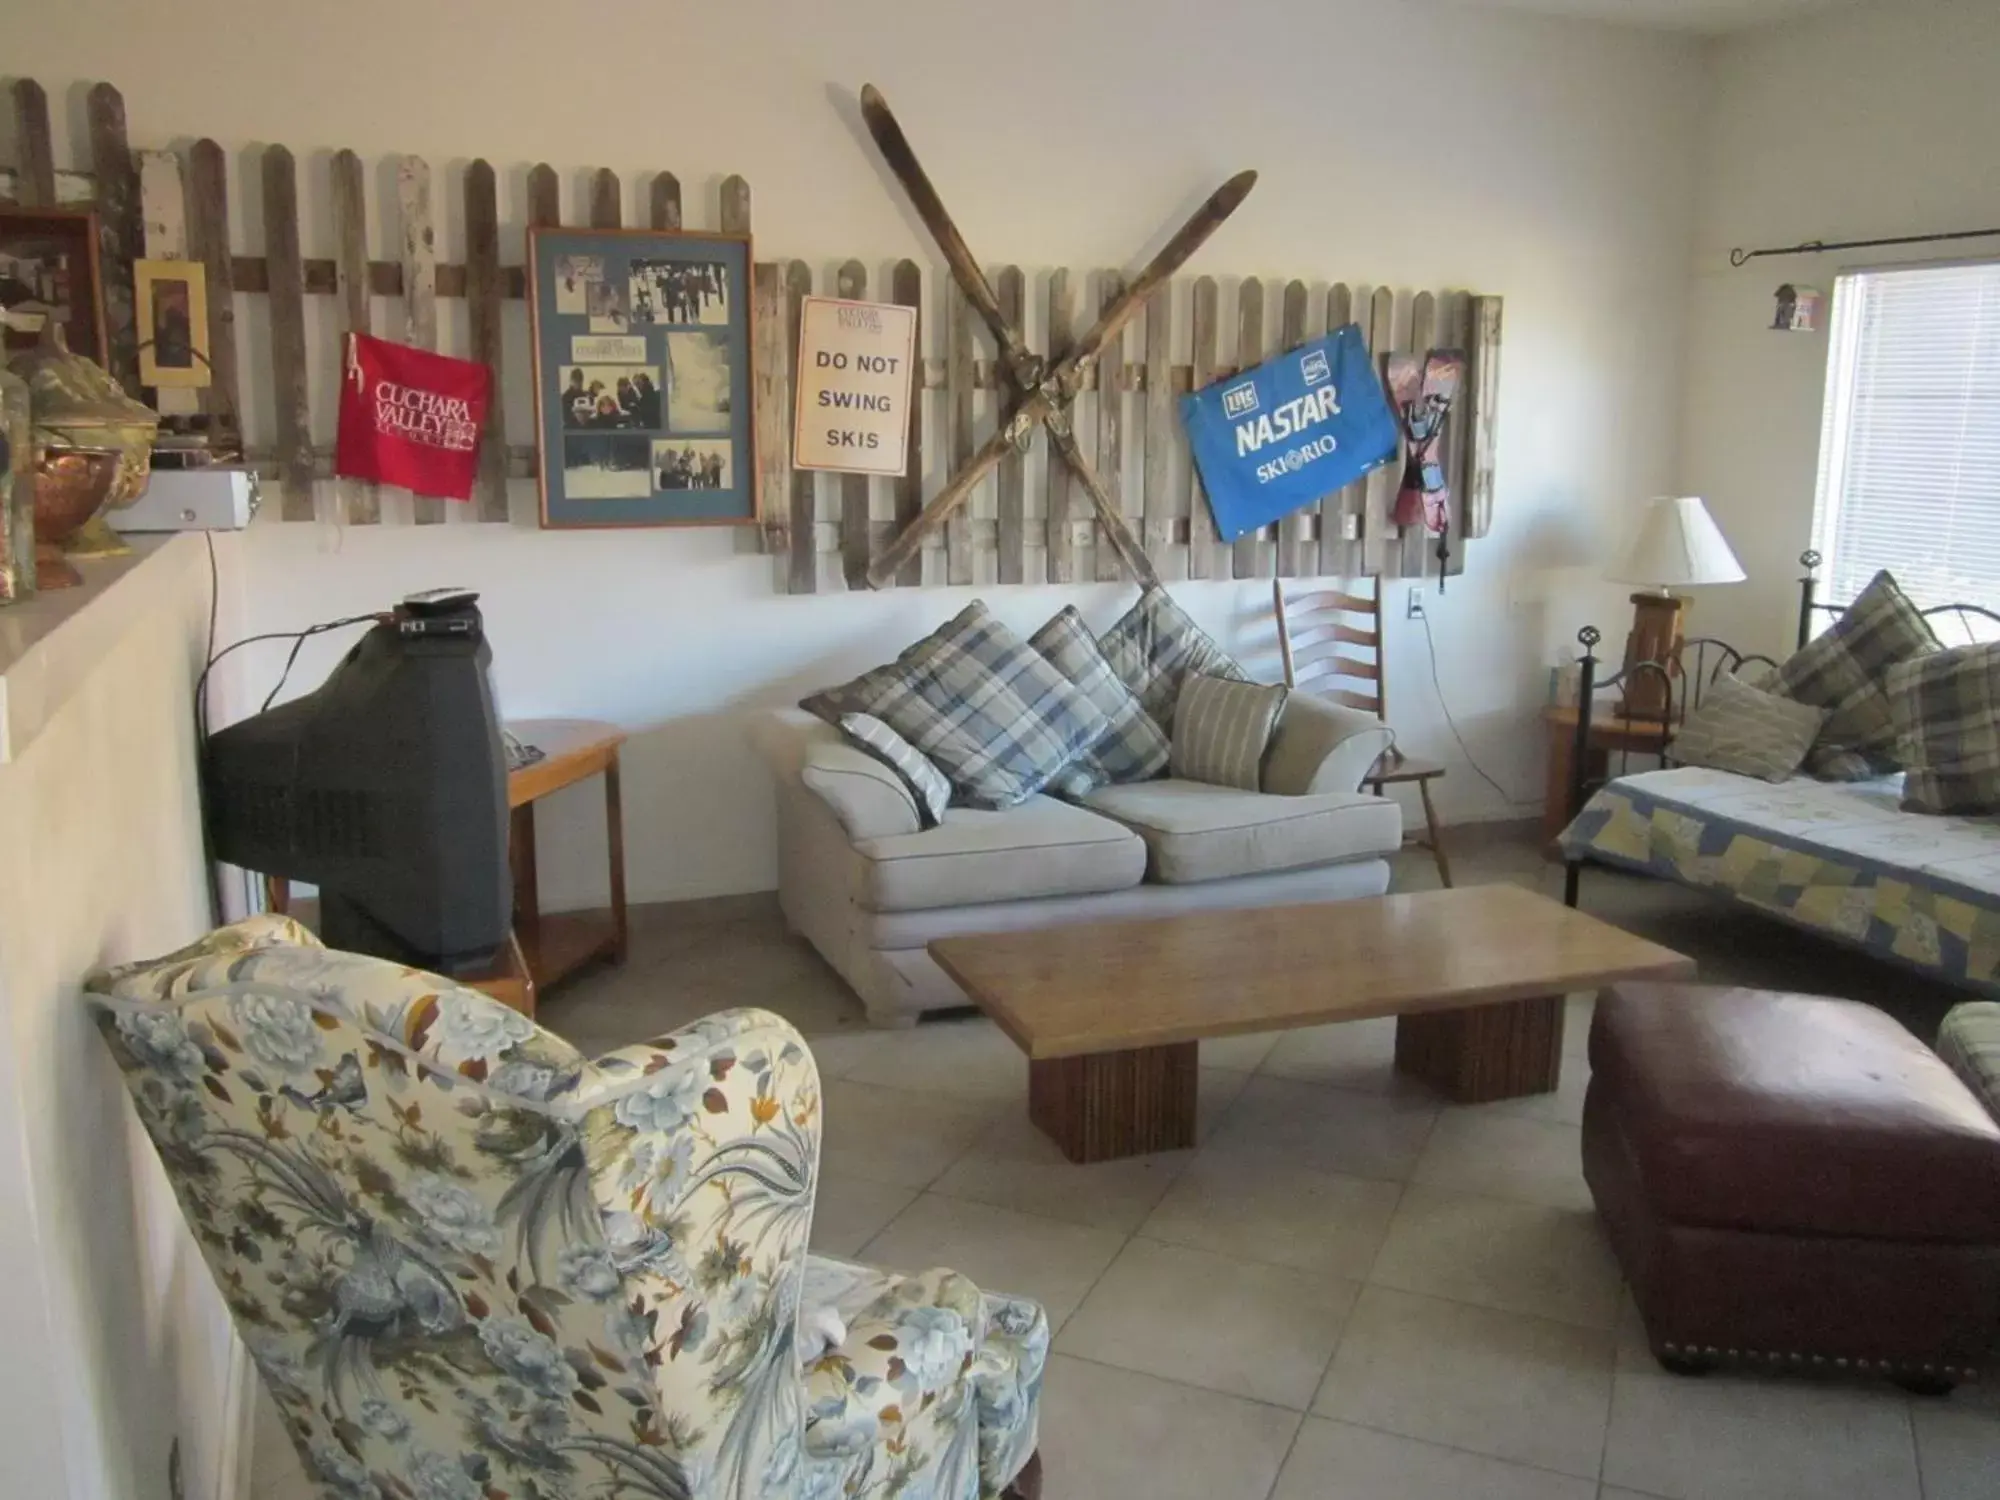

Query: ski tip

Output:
[860, 83, 887, 112]
[1222, 168, 1259, 200]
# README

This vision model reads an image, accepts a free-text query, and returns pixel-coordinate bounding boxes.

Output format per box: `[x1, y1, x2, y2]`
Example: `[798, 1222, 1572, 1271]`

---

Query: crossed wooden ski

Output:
[858, 83, 1256, 589]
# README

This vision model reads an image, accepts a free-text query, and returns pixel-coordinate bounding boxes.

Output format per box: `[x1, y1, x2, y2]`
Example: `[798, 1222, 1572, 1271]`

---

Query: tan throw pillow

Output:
[1171, 674, 1288, 791]
[1669, 672, 1827, 783]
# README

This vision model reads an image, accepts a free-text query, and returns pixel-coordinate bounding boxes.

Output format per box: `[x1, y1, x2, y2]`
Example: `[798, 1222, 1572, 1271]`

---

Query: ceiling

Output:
[1446, 0, 1868, 34]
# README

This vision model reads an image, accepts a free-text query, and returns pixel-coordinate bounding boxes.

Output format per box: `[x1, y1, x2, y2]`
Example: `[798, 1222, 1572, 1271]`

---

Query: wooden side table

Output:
[1541, 704, 1672, 853]
[507, 718, 630, 994]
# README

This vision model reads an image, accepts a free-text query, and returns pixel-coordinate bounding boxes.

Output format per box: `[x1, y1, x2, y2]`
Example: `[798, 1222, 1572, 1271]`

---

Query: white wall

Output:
[17, 0, 1705, 911]
[1678, 0, 2000, 656]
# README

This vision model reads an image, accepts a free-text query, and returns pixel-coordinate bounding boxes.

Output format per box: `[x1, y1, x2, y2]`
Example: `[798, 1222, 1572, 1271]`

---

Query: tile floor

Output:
[251, 832, 2000, 1499]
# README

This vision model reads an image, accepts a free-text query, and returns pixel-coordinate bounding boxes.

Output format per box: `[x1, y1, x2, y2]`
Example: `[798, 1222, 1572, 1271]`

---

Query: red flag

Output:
[335, 332, 490, 501]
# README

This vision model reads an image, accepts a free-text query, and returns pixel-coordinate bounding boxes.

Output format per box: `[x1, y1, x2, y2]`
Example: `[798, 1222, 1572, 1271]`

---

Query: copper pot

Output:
[33, 448, 121, 548]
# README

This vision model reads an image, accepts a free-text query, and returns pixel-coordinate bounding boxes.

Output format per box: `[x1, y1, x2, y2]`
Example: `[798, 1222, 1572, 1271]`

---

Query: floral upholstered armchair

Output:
[87, 915, 1046, 1500]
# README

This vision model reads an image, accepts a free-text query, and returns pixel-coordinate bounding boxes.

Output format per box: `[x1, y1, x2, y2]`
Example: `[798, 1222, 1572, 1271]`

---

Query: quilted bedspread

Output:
[1559, 766, 2000, 996]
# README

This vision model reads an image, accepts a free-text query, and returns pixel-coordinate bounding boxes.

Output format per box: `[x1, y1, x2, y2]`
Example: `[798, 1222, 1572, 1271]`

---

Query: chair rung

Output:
[1290, 622, 1379, 650]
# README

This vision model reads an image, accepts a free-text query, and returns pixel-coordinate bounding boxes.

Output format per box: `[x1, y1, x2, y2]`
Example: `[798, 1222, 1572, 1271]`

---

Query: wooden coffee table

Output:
[929, 884, 1694, 1163]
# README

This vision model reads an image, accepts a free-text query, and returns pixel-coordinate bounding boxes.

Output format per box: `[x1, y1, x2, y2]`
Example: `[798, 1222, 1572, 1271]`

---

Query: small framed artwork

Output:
[134, 259, 212, 388]
[0, 207, 107, 363]
[528, 226, 757, 528]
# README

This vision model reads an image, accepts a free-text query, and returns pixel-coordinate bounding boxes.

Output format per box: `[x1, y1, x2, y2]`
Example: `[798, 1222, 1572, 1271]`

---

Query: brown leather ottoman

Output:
[1583, 982, 2000, 1392]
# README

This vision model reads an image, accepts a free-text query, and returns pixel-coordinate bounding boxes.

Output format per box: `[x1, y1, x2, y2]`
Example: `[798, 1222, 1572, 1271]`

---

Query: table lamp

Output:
[1609, 495, 1745, 719]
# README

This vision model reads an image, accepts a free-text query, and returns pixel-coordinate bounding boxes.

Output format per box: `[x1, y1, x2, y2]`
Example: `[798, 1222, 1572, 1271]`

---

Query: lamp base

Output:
[1622, 591, 1686, 720]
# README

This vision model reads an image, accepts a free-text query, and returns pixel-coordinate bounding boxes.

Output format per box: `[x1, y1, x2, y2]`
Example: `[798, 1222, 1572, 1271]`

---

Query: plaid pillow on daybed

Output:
[804, 602, 1108, 810]
[1095, 585, 1250, 731]
[1029, 606, 1171, 800]
[1776, 570, 1938, 780]
[1888, 640, 2000, 815]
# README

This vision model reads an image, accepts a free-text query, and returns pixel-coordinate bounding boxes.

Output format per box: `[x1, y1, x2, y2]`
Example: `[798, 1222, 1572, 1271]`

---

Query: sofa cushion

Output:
[1776, 570, 1938, 779]
[1030, 604, 1171, 799]
[851, 795, 1146, 912]
[838, 712, 951, 827]
[1938, 1002, 2000, 1122]
[1083, 778, 1401, 884]
[1096, 585, 1250, 730]
[1668, 671, 1827, 783]
[1889, 640, 2000, 815]
[1171, 674, 1288, 791]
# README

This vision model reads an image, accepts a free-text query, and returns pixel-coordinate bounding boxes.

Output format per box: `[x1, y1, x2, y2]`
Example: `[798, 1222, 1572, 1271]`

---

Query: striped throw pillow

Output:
[1170, 674, 1289, 791]
[838, 713, 952, 828]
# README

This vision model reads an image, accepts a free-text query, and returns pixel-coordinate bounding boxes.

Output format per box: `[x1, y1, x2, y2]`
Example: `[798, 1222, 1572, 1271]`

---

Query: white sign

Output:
[792, 296, 919, 475]
[571, 334, 647, 363]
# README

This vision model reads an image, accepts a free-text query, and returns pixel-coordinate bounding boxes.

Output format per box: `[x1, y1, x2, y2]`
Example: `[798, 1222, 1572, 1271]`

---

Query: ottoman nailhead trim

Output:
[1652, 1342, 1978, 1382]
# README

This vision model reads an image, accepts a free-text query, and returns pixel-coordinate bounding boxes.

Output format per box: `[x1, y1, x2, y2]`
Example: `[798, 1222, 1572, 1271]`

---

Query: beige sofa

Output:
[753, 695, 1403, 1024]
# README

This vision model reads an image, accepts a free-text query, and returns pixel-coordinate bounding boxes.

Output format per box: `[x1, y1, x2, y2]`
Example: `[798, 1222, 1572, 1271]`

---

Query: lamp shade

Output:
[1610, 495, 1747, 589]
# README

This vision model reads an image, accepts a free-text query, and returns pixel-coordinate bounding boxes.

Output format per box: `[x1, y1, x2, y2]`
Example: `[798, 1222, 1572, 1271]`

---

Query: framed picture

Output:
[528, 226, 757, 528]
[0, 208, 107, 364]
[134, 259, 212, 388]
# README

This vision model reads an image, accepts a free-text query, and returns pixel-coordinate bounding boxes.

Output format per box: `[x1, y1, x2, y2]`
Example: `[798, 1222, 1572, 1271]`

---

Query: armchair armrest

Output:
[752, 708, 923, 840]
[1263, 693, 1396, 795]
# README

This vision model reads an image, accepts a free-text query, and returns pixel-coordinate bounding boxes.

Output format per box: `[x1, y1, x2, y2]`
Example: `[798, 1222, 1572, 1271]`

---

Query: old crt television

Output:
[203, 591, 509, 975]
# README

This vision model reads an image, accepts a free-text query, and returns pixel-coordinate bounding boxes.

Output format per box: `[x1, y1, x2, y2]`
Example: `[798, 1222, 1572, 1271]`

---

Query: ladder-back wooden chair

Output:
[1272, 577, 1453, 887]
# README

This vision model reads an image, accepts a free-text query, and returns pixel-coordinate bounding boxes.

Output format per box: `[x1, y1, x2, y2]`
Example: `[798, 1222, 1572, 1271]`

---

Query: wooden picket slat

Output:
[11, 81, 55, 207]
[1319, 283, 1355, 575]
[887, 260, 925, 587]
[649, 173, 682, 230]
[1466, 296, 1503, 540]
[785, 262, 816, 594]
[261, 147, 314, 521]
[719, 175, 751, 236]
[1439, 291, 1473, 578]
[398, 156, 442, 523]
[1397, 290, 1438, 578]
[465, 159, 509, 523]
[1361, 287, 1397, 573]
[1143, 280, 1175, 570]
[995, 265, 1028, 585]
[588, 169, 621, 229]
[136, 150, 199, 418]
[185, 140, 239, 449]
[836, 260, 872, 591]
[752, 262, 792, 569]
[87, 84, 141, 394]
[330, 149, 379, 525]
[1277, 279, 1313, 577]
[1231, 278, 1268, 579]
[1187, 276, 1223, 580]
[1094, 270, 1128, 584]
[527, 165, 560, 229]
[1045, 269, 1077, 584]
[946, 278, 976, 585]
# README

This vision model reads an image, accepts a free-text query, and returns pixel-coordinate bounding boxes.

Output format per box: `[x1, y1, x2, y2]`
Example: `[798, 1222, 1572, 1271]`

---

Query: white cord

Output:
[1416, 608, 1540, 808]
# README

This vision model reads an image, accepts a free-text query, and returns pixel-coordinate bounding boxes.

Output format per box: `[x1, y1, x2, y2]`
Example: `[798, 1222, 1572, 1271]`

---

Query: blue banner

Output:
[1179, 325, 1399, 543]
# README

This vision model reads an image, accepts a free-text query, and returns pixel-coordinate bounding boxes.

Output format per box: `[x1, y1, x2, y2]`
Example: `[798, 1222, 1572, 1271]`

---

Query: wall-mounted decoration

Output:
[1387, 349, 1465, 582]
[529, 225, 756, 528]
[336, 332, 490, 502]
[1771, 283, 1822, 332]
[792, 295, 917, 476]
[0, 207, 106, 365]
[133, 257, 209, 388]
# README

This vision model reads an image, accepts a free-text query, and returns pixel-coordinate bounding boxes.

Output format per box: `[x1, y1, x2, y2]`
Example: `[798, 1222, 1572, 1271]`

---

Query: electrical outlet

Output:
[1406, 587, 1425, 621]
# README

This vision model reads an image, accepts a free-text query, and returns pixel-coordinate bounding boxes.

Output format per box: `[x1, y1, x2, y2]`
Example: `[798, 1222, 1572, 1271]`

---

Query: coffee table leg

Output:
[1028, 1041, 1199, 1164]
[1393, 995, 1565, 1103]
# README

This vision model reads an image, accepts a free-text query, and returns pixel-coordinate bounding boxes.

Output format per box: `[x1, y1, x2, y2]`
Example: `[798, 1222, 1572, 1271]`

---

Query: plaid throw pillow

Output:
[1776, 570, 1937, 779]
[1096, 586, 1250, 731]
[1171, 674, 1289, 791]
[1029, 606, 1171, 799]
[837, 713, 952, 828]
[1888, 641, 2000, 814]
[1668, 672, 1826, 783]
[807, 602, 1108, 810]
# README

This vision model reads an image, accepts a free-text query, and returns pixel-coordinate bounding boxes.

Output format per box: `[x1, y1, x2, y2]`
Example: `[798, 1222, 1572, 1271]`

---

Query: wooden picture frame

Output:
[528, 225, 758, 529]
[134, 258, 212, 389]
[0, 207, 107, 365]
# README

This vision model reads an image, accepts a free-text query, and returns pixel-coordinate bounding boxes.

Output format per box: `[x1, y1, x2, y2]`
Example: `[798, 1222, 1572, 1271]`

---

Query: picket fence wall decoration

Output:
[2, 78, 1503, 594]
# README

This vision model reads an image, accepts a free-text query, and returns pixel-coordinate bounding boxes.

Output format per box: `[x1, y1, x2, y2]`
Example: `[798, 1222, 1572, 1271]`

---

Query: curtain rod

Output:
[1730, 228, 2000, 267]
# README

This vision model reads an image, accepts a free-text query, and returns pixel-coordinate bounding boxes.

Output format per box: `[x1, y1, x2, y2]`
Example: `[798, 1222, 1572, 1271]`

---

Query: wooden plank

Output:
[527, 164, 560, 228]
[465, 159, 509, 523]
[1094, 270, 1128, 583]
[1466, 295, 1503, 540]
[890, 259, 924, 587]
[835, 260, 872, 590]
[1360, 287, 1396, 573]
[1440, 291, 1473, 578]
[994, 265, 1027, 584]
[1143, 280, 1175, 572]
[137, 150, 199, 418]
[1319, 283, 1355, 576]
[785, 262, 816, 594]
[588, 169, 621, 229]
[1277, 279, 1314, 577]
[185, 140, 240, 450]
[261, 147, 314, 521]
[1397, 290, 1438, 579]
[649, 172, 682, 230]
[1045, 269, 1077, 584]
[11, 81, 55, 207]
[330, 149, 379, 525]
[1187, 276, 1222, 580]
[1230, 278, 1267, 579]
[752, 262, 792, 568]
[946, 278, 976, 585]
[719, 175, 751, 235]
[87, 84, 141, 395]
[398, 156, 442, 523]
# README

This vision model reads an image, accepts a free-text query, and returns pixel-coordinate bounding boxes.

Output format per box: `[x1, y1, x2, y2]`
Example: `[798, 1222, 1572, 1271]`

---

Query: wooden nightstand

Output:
[507, 718, 629, 996]
[1541, 704, 1671, 852]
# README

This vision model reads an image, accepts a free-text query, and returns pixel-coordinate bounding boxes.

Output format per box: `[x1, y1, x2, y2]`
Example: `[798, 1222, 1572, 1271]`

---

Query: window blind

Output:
[1811, 260, 2000, 641]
